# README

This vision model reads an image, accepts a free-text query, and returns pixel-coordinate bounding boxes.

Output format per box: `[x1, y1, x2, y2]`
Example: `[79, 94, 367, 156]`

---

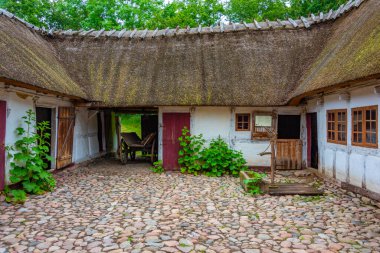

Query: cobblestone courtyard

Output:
[1, 159, 380, 253]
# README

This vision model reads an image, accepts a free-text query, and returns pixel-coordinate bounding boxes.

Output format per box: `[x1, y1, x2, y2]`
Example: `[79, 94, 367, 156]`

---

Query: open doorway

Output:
[118, 110, 158, 164]
[306, 113, 318, 169]
[36, 107, 53, 170]
[277, 115, 301, 139]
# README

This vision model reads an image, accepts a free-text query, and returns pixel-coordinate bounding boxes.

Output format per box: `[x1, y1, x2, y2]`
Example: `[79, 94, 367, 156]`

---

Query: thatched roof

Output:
[0, 0, 379, 106]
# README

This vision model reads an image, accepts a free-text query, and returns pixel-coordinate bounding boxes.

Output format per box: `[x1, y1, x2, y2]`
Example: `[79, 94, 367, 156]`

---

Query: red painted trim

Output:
[306, 114, 311, 168]
[0, 101, 6, 190]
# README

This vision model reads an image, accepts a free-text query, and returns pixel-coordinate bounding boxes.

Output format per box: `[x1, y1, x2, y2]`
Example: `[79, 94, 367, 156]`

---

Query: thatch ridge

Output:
[0, 0, 365, 40]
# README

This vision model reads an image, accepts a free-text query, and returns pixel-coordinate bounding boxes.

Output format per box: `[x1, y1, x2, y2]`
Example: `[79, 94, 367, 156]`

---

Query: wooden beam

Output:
[253, 19, 261, 29]
[301, 16, 310, 28]
[117, 29, 126, 38]
[220, 22, 224, 32]
[0, 77, 85, 101]
[95, 29, 105, 38]
[152, 28, 159, 37]
[288, 18, 298, 28]
[129, 28, 137, 39]
[326, 9, 333, 20]
[140, 29, 148, 39]
[277, 19, 286, 28]
[198, 24, 202, 33]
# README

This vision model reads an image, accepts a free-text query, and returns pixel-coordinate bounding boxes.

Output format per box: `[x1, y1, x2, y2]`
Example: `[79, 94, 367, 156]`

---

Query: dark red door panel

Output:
[0, 101, 6, 190]
[163, 113, 190, 171]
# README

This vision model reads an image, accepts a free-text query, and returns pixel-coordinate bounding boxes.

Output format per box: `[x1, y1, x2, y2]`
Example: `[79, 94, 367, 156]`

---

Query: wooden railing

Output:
[276, 139, 303, 170]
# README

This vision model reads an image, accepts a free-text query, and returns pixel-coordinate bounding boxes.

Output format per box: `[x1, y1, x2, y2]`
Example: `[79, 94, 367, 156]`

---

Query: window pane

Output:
[353, 133, 357, 142]
[353, 112, 357, 121]
[371, 109, 376, 120]
[358, 111, 362, 120]
[243, 123, 249, 130]
[353, 122, 357, 131]
[238, 123, 242, 129]
[331, 132, 335, 140]
[371, 121, 376, 132]
[366, 133, 371, 143]
[366, 110, 371, 120]
[371, 133, 376, 144]
[255, 115, 272, 127]
[358, 133, 362, 143]
[366, 121, 371, 132]
[358, 122, 362, 132]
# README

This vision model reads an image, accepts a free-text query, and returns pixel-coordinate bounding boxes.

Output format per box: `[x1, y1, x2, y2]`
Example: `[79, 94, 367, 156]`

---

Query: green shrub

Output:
[201, 136, 247, 177]
[178, 127, 205, 175]
[243, 172, 266, 195]
[5, 109, 56, 203]
[149, 160, 165, 174]
[178, 128, 247, 177]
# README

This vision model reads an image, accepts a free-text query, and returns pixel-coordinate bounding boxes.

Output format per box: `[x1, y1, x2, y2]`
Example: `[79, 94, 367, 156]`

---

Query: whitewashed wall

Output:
[158, 106, 302, 166]
[0, 84, 103, 185]
[73, 109, 101, 163]
[306, 84, 380, 194]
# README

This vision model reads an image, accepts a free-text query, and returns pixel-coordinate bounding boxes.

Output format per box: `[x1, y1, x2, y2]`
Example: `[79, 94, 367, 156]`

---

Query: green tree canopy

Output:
[0, 0, 348, 30]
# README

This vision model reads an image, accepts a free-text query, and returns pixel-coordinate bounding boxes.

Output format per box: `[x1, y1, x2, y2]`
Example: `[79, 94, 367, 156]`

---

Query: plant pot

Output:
[239, 170, 268, 193]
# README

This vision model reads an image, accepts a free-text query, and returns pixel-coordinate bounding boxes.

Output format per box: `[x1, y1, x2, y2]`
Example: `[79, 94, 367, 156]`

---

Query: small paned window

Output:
[235, 113, 250, 131]
[352, 106, 378, 148]
[327, 109, 347, 145]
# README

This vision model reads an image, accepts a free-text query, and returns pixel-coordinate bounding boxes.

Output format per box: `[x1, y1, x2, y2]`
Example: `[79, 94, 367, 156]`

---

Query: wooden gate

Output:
[0, 101, 6, 190]
[163, 113, 190, 171]
[276, 139, 302, 170]
[57, 107, 75, 169]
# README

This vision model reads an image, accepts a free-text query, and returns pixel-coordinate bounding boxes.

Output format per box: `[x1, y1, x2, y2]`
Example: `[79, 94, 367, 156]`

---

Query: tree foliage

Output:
[0, 0, 347, 30]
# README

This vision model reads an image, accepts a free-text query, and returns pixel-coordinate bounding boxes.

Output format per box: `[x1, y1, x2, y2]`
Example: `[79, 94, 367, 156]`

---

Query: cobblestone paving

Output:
[1, 159, 380, 253]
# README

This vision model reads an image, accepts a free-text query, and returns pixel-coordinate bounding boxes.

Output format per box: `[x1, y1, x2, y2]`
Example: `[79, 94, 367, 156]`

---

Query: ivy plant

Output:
[178, 127, 205, 176]
[149, 160, 165, 174]
[4, 109, 56, 203]
[243, 172, 266, 195]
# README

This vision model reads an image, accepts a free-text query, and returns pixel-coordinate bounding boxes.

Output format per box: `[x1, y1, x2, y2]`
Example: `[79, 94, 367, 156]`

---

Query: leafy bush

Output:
[178, 127, 205, 175]
[5, 109, 56, 203]
[178, 128, 247, 177]
[149, 160, 165, 174]
[201, 136, 247, 177]
[243, 172, 266, 195]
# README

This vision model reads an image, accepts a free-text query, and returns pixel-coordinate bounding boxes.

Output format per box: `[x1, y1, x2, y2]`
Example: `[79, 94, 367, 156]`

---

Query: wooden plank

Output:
[0, 101, 6, 190]
[56, 107, 75, 169]
[268, 183, 323, 196]
[140, 29, 148, 39]
[275, 139, 303, 170]
[277, 19, 286, 28]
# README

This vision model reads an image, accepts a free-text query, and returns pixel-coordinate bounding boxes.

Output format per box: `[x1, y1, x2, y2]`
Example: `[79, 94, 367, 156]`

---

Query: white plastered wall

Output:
[158, 106, 302, 166]
[305, 84, 380, 194]
[0, 84, 103, 185]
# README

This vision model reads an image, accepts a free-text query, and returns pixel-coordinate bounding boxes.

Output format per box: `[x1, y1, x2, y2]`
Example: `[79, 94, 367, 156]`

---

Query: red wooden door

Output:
[0, 101, 6, 190]
[163, 113, 190, 170]
[57, 107, 75, 169]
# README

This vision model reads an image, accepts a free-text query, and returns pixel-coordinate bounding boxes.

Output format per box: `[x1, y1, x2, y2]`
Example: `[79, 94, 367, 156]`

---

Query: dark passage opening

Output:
[307, 113, 318, 169]
[36, 107, 52, 170]
[277, 115, 301, 139]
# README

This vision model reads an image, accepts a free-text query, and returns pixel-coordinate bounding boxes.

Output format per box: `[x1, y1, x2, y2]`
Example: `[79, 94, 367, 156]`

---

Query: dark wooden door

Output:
[163, 113, 190, 170]
[36, 107, 52, 170]
[57, 107, 75, 169]
[307, 113, 318, 169]
[0, 101, 6, 190]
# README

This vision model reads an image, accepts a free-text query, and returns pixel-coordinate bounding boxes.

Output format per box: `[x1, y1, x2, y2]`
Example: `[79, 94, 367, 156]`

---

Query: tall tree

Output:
[226, 0, 288, 22]
[0, 0, 51, 28]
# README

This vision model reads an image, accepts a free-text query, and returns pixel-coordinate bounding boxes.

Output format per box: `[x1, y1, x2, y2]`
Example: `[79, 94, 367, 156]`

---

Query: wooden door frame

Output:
[0, 101, 6, 190]
[306, 112, 318, 169]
